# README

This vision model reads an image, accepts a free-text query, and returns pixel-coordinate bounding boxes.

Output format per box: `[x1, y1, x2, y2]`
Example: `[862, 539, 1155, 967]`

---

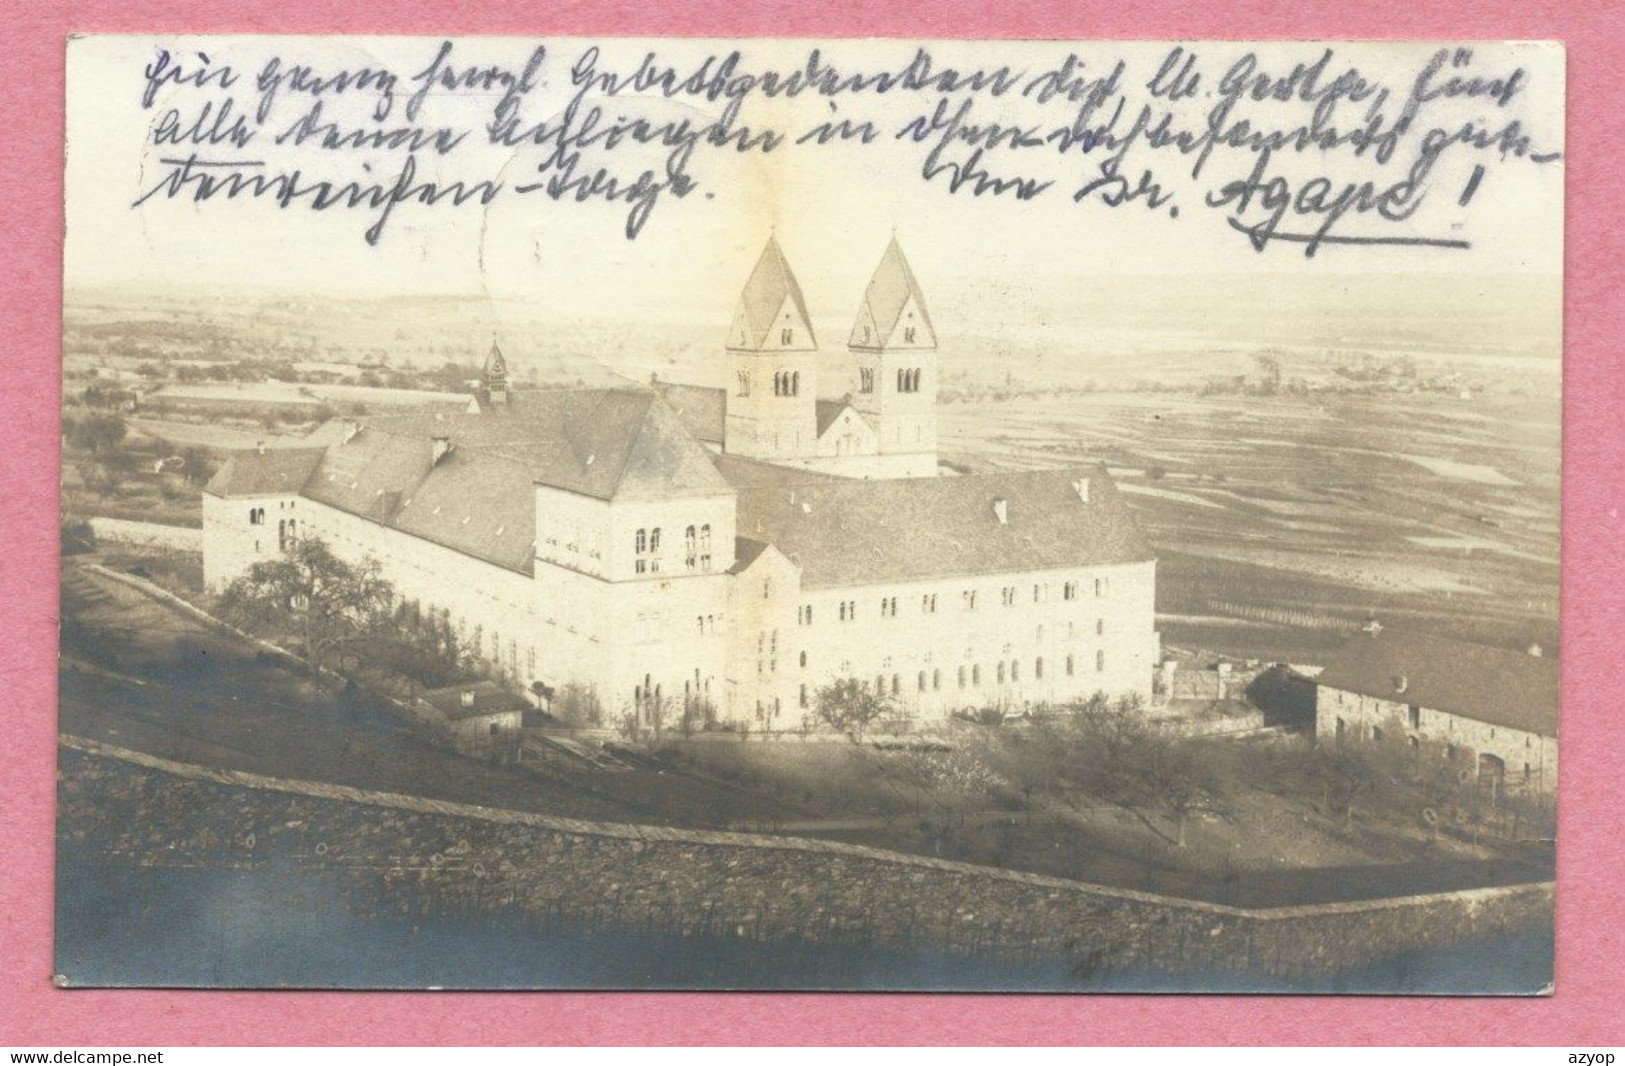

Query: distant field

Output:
[942, 390, 1561, 663]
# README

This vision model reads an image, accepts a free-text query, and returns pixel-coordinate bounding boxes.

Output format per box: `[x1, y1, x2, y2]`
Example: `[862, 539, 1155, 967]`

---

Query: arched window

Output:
[958, 666, 967, 688]
[918, 671, 927, 692]
[699, 524, 711, 549]
[904, 327, 917, 344]
[781, 327, 793, 345]
[860, 367, 874, 393]
[933, 669, 941, 691]
[1011, 659, 1020, 682]
[737, 370, 750, 397]
[896, 368, 905, 391]
[800, 650, 808, 668]
[1096, 650, 1106, 672]
[1035, 657, 1044, 679]
[972, 664, 982, 686]
[791, 370, 800, 396]
[685, 525, 696, 549]
[649, 528, 661, 552]
[997, 662, 1006, 683]
[635, 528, 646, 554]
[1066, 655, 1075, 676]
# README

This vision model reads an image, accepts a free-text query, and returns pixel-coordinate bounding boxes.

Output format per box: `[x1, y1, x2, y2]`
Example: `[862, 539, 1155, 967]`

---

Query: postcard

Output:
[57, 35, 1563, 991]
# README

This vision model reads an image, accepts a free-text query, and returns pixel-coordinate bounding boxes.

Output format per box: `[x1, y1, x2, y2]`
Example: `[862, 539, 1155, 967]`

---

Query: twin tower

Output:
[722, 235, 940, 479]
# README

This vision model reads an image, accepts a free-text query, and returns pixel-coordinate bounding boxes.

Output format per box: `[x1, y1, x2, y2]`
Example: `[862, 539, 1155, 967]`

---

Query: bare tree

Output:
[815, 678, 895, 743]
[218, 535, 394, 680]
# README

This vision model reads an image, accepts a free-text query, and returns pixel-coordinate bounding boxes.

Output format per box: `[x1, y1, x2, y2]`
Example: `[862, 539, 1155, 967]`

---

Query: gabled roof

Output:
[1317, 632, 1559, 737]
[729, 235, 817, 351]
[815, 398, 857, 437]
[730, 464, 1151, 589]
[420, 681, 528, 721]
[204, 446, 325, 497]
[849, 236, 935, 350]
[729, 536, 773, 574]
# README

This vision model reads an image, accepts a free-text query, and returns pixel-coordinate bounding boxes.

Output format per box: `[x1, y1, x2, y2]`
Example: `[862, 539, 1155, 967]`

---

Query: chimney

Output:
[1528, 643, 1544, 658]
[460, 690, 475, 707]
[992, 498, 1009, 525]
[256, 441, 266, 456]
[431, 435, 452, 465]
[1073, 477, 1090, 503]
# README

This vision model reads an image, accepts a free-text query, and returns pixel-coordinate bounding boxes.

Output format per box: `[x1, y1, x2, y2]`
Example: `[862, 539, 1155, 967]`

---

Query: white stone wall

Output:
[726, 546, 802, 730]
[606, 494, 737, 581]
[206, 483, 1158, 735]
[201, 491, 301, 591]
[790, 559, 1156, 721]
[1315, 684, 1558, 795]
[291, 498, 540, 690]
[799, 450, 940, 480]
[89, 517, 203, 554]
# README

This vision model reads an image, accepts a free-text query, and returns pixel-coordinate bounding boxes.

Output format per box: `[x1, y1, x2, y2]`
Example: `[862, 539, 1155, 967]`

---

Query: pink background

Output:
[3, 0, 1621, 1046]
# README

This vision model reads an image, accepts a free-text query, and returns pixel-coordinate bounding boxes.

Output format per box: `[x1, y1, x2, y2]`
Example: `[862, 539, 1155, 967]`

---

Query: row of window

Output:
[799, 580, 1112, 625]
[635, 525, 714, 574]
[246, 500, 297, 525]
[733, 363, 926, 400]
[795, 653, 1105, 709]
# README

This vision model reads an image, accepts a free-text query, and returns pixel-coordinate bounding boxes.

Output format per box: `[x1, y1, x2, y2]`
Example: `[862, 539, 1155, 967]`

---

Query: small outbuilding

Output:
[1314, 628, 1558, 796]
[419, 681, 527, 758]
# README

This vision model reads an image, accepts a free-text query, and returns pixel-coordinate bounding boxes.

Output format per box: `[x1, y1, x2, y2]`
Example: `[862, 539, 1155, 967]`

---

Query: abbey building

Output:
[202, 237, 1158, 730]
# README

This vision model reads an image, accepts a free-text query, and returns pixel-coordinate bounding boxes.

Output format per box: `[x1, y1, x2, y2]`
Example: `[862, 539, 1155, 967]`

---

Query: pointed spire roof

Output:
[483, 339, 508, 385]
[849, 236, 935, 350]
[728, 235, 817, 351]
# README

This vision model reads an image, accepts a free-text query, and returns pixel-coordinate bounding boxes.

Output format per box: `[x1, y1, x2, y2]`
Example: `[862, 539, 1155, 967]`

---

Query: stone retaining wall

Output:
[57, 737, 1554, 980]
[86, 517, 202, 553]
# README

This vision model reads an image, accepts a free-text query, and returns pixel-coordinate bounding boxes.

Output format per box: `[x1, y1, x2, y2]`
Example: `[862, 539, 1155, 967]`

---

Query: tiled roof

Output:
[849, 236, 935, 349]
[1317, 632, 1559, 737]
[731, 236, 816, 350]
[652, 381, 726, 445]
[210, 387, 731, 575]
[204, 447, 326, 497]
[731, 463, 1151, 589]
[420, 681, 529, 721]
[329, 389, 730, 502]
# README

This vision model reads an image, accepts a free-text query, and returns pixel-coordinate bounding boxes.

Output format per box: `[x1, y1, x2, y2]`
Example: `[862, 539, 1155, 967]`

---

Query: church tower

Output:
[723, 236, 819, 462]
[848, 236, 938, 476]
[483, 339, 510, 405]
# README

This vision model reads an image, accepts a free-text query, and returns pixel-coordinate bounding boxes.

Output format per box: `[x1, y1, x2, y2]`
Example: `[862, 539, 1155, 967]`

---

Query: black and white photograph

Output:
[56, 35, 1563, 992]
